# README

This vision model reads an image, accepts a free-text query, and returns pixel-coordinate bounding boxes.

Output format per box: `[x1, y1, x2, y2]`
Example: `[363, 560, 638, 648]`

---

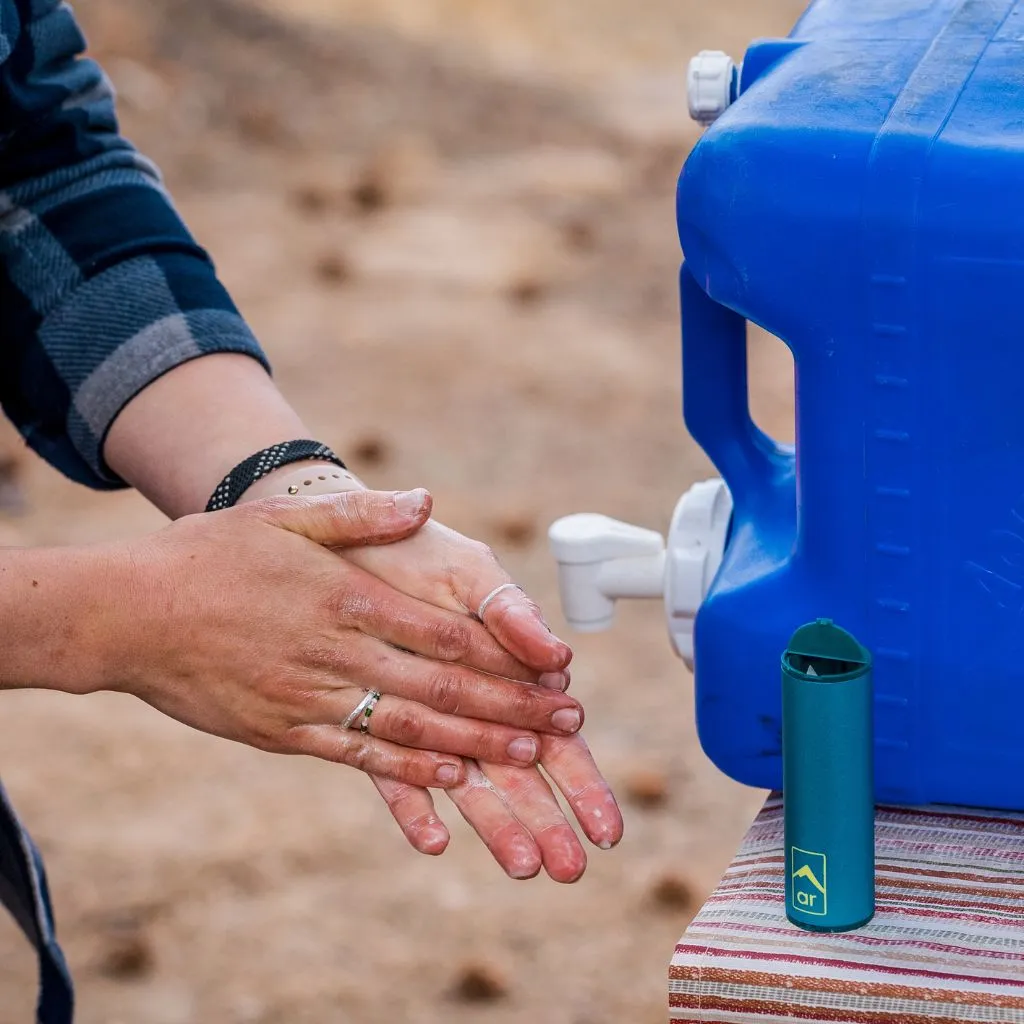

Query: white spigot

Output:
[549, 480, 733, 667]
[548, 514, 666, 633]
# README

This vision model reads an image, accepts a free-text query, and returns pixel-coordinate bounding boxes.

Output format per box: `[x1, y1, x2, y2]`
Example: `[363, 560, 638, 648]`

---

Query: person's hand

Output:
[343, 518, 574, 679]
[340, 515, 624, 880]
[373, 735, 623, 882]
[102, 490, 588, 787]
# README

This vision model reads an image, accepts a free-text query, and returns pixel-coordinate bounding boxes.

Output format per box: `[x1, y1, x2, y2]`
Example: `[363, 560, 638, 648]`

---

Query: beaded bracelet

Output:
[205, 440, 347, 512]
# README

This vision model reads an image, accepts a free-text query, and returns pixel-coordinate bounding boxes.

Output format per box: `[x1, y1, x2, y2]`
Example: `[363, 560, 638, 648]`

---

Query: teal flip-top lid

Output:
[783, 619, 871, 681]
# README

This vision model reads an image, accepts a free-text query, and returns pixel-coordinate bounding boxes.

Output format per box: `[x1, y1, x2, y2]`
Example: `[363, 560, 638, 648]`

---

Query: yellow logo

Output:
[791, 848, 828, 916]
[793, 864, 826, 895]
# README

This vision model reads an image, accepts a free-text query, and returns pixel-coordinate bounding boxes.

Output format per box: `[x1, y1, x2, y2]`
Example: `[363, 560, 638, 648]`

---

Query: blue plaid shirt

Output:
[1, 0, 270, 490]
[1, 2, 270, 1019]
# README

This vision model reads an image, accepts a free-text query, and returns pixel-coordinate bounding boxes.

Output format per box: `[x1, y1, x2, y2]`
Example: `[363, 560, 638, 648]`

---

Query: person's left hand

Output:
[372, 734, 621, 882]
[342, 518, 624, 880]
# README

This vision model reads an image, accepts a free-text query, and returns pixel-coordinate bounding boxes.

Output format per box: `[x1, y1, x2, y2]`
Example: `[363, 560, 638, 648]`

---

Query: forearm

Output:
[0, 544, 123, 695]
[102, 353, 345, 517]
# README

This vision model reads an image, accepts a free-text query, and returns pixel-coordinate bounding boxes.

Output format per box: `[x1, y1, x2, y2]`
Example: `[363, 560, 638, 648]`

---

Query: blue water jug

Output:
[679, 0, 1024, 810]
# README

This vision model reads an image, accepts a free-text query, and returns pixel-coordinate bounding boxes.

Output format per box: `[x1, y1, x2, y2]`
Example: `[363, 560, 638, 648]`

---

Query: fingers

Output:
[372, 776, 450, 856]
[537, 734, 624, 851]
[344, 579, 548, 686]
[477, 761, 588, 883]
[367, 740, 622, 883]
[481, 586, 572, 675]
[333, 637, 584, 736]
[464, 569, 572, 675]
[539, 669, 570, 692]
[395, 521, 570, 674]
[334, 515, 569, 674]
[318, 690, 543, 767]
[287, 723, 464, 788]
[445, 762, 543, 880]
[252, 488, 432, 548]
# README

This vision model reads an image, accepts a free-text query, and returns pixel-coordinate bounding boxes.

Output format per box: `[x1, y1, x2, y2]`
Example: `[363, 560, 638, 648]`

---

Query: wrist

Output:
[237, 462, 367, 504]
[105, 353, 313, 519]
[206, 442, 351, 511]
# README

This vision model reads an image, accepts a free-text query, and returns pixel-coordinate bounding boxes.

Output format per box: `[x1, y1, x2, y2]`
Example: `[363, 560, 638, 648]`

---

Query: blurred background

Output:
[0, 1, 802, 1021]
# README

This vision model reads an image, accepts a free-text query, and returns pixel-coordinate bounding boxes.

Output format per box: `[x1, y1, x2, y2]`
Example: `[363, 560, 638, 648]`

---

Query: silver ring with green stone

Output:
[359, 691, 382, 734]
[343, 689, 381, 731]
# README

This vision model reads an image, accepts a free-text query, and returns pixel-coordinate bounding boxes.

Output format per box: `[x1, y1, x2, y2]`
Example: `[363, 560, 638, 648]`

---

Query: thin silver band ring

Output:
[476, 582, 522, 621]
[343, 689, 382, 731]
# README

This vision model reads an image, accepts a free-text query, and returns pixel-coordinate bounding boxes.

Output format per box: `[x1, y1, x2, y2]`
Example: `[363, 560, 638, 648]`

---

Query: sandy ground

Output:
[0, 1, 801, 1021]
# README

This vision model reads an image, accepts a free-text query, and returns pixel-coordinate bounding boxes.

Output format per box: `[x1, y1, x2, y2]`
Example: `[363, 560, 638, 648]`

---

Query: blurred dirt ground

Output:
[0, 1, 801, 1021]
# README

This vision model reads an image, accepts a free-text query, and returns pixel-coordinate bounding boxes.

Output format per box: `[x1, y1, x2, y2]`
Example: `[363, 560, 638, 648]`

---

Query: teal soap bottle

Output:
[782, 619, 875, 932]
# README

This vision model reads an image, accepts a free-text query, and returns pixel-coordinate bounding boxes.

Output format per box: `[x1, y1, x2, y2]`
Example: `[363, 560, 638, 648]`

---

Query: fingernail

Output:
[508, 840, 540, 880]
[507, 737, 537, 763]
[539, 670, 570, 691]
[546, 633, 574, 665]
[593, 808, 623, 851]
[510, 605, 570, 653]
[395, 488, 428, 517]
[436, 763, 461, 785]
[420, 826, 449, 856]
[551, 708, 582, 734]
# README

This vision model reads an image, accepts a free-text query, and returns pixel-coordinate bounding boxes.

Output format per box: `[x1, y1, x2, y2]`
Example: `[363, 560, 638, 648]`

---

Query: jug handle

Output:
[681, 264, 791, 516]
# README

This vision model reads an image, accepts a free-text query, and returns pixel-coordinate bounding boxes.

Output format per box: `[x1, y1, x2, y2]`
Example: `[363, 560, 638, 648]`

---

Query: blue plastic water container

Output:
[678, 0, 1024, 810]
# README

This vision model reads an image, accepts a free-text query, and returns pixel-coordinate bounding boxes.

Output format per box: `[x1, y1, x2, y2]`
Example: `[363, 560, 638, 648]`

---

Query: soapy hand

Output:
[344, 518, 624, 881]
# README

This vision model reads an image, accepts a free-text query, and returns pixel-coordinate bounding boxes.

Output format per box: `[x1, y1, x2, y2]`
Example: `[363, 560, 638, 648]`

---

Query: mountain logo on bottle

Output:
[791, 848, 828, 916]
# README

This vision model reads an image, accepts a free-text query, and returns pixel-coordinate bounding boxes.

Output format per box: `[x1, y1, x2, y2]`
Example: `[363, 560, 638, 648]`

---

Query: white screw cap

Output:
[687, 50, 736, 126]
[549, 514, 665, 632]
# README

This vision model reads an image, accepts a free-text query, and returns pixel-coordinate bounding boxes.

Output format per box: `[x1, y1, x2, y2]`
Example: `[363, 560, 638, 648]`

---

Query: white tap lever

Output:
[663, 479, 732, 665]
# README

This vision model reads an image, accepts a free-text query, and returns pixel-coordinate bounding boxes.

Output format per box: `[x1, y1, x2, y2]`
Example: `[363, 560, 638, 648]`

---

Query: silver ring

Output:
[476, 582, 522, 621]
[342, 689, 382, 731]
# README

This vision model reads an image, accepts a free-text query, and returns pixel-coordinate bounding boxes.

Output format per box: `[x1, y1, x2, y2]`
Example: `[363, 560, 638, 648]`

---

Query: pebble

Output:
[494, 513, 538, 549]
[95, 920, 155, 981]
[450, 961, 509, 1003]
[350, 434, 391, 468]
[507, 276, 547, 306]
[648, 872, 696, 913]
[313, 252, 351, 285]
[351, 134, 440, 213]
[623, 767, 670, 809]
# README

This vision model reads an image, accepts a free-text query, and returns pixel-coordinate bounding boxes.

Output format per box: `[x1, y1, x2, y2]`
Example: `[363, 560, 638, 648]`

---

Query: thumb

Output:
[253, 488, 432, 548]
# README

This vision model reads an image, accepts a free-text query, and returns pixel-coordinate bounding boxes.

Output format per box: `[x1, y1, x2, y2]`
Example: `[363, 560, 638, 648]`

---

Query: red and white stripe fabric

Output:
[670, 796, 1024, 1023]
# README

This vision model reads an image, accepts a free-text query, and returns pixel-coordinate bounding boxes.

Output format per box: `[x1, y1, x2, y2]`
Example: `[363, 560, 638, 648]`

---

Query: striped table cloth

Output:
[670, 796, 1024, 1023]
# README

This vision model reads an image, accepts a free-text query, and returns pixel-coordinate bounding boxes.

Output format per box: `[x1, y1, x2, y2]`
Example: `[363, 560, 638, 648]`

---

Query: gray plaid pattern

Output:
[0, 0, 269, 490]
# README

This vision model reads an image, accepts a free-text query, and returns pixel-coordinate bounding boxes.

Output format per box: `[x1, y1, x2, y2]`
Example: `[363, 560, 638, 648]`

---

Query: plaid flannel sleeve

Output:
[0, 0, 271, 490]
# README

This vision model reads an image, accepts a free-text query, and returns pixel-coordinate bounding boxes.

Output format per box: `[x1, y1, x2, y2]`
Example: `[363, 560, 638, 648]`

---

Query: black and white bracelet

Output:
[205, 440, 347, 512]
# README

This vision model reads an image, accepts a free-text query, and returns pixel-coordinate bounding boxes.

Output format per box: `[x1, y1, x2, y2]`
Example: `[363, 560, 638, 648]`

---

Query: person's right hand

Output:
[100, 489, 587, 788]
